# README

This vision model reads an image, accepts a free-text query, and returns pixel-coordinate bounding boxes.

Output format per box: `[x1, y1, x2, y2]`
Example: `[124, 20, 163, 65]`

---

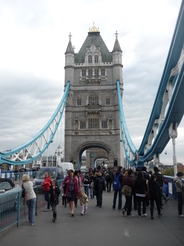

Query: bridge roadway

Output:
[0, 191, 184, 246]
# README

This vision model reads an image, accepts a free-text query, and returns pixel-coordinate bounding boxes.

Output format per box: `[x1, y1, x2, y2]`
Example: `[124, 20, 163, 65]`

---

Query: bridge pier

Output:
[169, 123, 178, 177]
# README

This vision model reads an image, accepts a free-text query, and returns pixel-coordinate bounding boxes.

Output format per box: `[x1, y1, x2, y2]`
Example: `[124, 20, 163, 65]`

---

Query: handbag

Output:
[66, 191, 72, 199]
[122, 185, 132, 196]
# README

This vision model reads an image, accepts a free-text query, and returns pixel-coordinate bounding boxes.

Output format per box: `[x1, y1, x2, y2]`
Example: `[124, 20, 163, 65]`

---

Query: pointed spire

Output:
[112, 31, 122, 52]
[89, 22, 100, 33]
[65, 32, 74, 54]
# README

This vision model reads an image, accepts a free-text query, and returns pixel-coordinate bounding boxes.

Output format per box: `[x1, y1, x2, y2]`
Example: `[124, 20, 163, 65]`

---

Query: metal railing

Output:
[0, 186, 46, 232]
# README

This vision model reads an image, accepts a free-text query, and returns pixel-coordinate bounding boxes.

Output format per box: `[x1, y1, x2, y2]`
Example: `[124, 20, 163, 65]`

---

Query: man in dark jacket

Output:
[154, 167, 164, 208]
[123, 169, 135, 216]
[94, 170, 106, 208]
[112, 166, 123, 210]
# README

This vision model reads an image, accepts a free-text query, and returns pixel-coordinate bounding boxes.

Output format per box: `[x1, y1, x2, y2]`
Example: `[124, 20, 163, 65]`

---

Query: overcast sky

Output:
[0, 0, 183, 165]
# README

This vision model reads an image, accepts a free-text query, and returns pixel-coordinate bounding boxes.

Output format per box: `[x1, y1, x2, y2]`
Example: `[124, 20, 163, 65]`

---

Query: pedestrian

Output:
[148, 174, 162, 220]
[42, 172, 52, 212]
[22, 174, 36, 226]
[135, 171, 147, 217]
[154, 167, 164, 208]
[174, 172, 184, 217]
[163, 179, 168, 203]
[62, 170, 69, 207]
[112, 166, 123, 210]
[49, 180, 60, 222]
[77, 189, 89, 215]
[89, 171, 95, 199]
[122, 169, 135, 216]
[83, 171, 90, 198]
[94, 170, 106, 207]
[62, 169, 79, 217]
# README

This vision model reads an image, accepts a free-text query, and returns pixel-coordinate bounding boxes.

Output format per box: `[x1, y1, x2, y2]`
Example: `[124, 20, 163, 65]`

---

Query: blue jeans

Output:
[90, 187, 93, 199]
[113, 190, 122, 209]
[84, 186, 89, 197]
[27, 198, 36, 224]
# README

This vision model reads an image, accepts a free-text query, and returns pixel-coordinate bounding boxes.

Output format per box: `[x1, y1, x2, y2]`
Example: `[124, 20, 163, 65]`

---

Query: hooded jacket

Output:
[174, 177, 184, 192]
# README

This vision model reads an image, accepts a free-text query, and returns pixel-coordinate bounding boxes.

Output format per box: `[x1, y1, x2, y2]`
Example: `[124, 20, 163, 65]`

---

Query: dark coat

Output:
[95, 176, 106, 192]
[135, 178, 147, 195]
[148, 180, 160, 196]
[123, 176, 135, 195]
[49, 185, 60, 205]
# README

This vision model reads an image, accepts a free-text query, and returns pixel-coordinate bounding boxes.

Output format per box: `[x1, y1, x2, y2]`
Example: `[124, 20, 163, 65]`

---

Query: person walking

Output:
[148, 174, 162, 219]
[154, 167, 164, 208]
[49, 180, 60, 222]
[42, 172, 52, 212]
[77, 189, 89, 215]
[22, 174, 36, 226]
[122, 169, 135, 216]
[135, 171, 147, 217]
[112, 166, 123, 210]
[83, 172, 90, 198]
[62, 169, 79, 217]
[174, 172, 184, 217]
[94, 170, 106, 207]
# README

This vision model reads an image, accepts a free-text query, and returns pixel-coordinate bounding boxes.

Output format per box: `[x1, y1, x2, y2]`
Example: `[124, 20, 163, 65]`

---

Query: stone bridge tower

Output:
[64, 24, 124, 168]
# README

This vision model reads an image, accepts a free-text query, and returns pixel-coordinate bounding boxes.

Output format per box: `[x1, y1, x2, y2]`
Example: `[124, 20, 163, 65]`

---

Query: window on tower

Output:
[88, 118, 99, 129]
[80, 121, 86, 129]
[88, 69, 92, 78]
[95, 55, 98, 63]
[95, 69, 99, 77]
[106, 97, 110, 105]
[88, 55, 92, 63]
[102, 120, 108, 129]
[101, 68, 105, 76]
[77, 97, 82, 105]
[82, 69, 86, 77]
[89, 94, 99, 105]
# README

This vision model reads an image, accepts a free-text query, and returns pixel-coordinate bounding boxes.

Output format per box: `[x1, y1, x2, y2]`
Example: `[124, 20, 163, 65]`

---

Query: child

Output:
[49, 180, 61, 222]
[77, 190, 89, 215]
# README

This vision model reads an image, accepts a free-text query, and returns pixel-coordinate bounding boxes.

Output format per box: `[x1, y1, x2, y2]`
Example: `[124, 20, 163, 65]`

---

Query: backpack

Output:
[122, 185, 132, 196]
[105, 172, 110, 181]
[113, 173, 122, 191]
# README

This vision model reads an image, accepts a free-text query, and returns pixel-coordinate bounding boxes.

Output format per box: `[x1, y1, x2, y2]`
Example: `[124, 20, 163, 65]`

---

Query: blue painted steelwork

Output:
[117, 80, 137, 164]
[138, 1, 184, 165]
[0, 82, 70, 165]
[118, 1, 184, 167]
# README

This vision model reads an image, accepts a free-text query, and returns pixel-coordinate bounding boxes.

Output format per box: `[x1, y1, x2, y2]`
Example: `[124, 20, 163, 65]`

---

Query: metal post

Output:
[169, 123, 178, 177]
[172, 137, 178, 177]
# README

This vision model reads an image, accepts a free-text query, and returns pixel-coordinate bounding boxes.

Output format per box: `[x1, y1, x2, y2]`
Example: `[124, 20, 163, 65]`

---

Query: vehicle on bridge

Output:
[0, 178, 21, 212]
[33, 167, 64, 187]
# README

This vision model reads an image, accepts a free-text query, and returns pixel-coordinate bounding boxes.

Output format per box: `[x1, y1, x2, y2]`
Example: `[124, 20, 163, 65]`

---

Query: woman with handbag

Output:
[22, 174, 36, 226]
[62, 169, 79, 217]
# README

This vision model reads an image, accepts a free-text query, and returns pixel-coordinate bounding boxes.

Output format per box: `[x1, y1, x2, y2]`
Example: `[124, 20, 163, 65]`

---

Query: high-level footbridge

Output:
[1, 2, 184, 172]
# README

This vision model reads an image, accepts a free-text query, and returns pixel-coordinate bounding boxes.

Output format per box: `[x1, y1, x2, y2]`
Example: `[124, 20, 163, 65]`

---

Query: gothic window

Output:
[106, 97, 110, 105]
[88, 69, 92, 78]
[102, 120, 108, 129]
[80, 121, 86, 129]
[77, 97, 82, 106]
[88, 118, 99, 129]
[95, 69, 99, 77]
[82, 69, 86, 77]
[89, 94, 99, 105]
[88, 55, 92, 63]
[95, 55, 98, 63]
[101, 68, 105, 76]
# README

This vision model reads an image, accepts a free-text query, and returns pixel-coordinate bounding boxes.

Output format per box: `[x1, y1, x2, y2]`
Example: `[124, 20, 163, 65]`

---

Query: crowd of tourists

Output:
[21, 165, 184, 226]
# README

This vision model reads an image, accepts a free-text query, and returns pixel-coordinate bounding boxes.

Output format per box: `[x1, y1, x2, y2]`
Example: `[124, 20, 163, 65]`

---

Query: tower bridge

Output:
[1, 2, 184, 176]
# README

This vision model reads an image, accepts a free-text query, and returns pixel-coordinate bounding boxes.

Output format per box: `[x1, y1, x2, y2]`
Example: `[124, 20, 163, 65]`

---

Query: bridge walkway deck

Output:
[0, 191, 184, 246]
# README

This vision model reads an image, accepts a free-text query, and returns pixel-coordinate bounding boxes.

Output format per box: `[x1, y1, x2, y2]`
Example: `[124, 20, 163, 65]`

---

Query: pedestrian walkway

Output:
[0, 192, 184, 246]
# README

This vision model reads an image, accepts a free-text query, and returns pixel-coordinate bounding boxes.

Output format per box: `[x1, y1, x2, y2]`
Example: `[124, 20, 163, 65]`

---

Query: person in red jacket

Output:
[62, 169, 79, 217]
[42, 172, 52, 212]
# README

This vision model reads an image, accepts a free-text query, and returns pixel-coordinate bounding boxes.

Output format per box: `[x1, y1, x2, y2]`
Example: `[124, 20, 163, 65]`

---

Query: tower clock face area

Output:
[64, 24, 124, 168]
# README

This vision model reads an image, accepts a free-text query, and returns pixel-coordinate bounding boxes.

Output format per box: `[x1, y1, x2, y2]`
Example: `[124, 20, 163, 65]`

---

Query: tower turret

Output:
[65, 33, 74, 86]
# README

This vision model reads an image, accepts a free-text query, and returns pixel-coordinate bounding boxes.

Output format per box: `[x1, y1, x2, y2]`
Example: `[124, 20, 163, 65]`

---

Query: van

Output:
[58, 162, 74, 172]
